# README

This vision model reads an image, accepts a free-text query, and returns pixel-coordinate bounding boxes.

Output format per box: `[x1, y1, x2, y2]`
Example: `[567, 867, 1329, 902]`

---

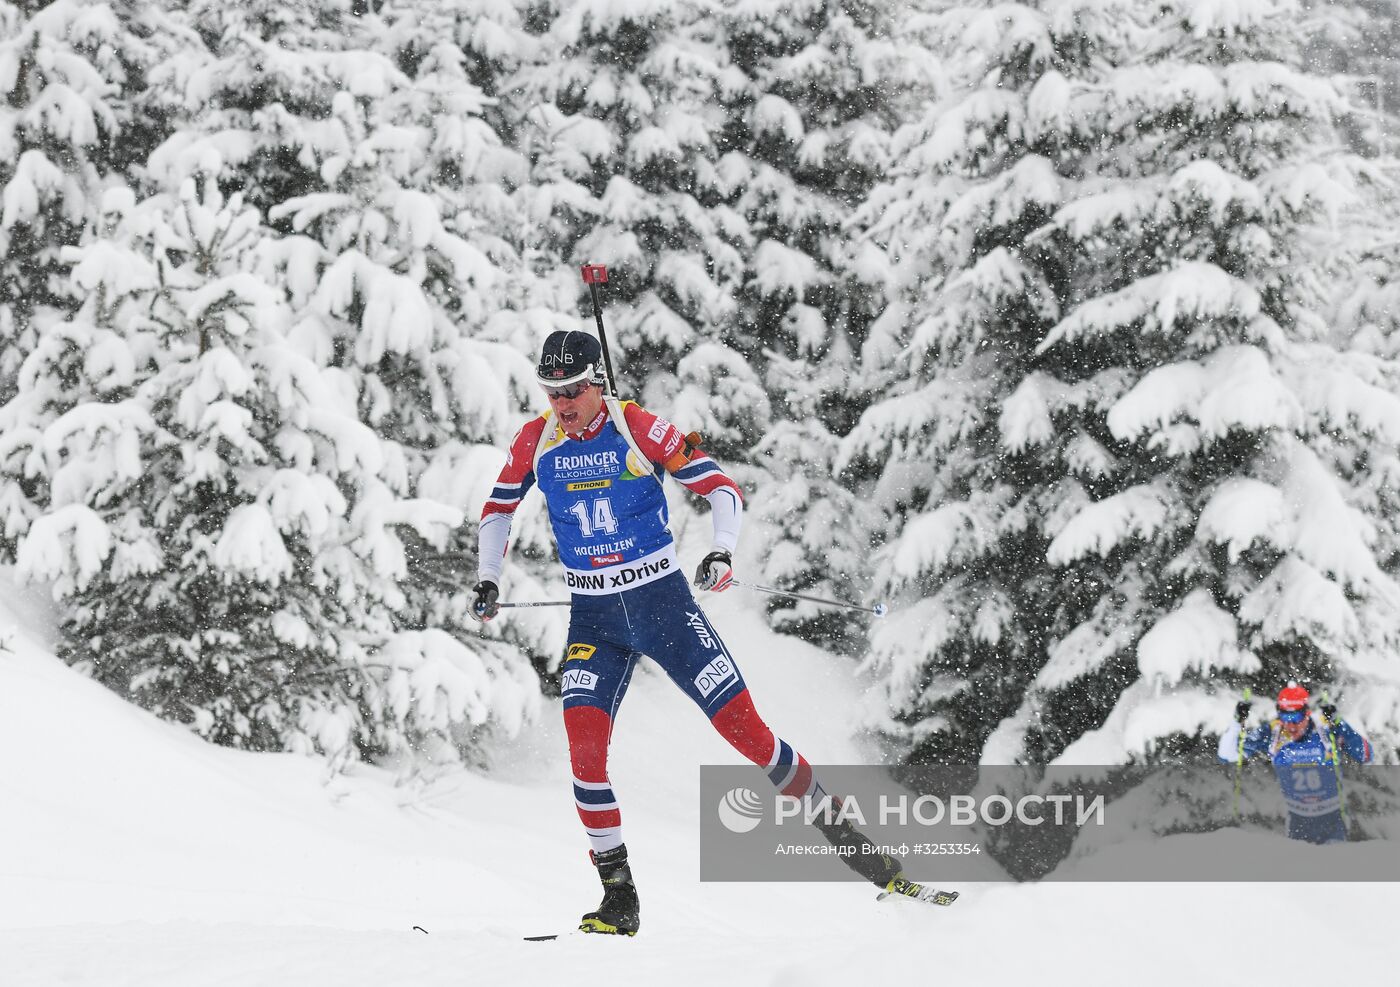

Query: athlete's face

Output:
[1280, 713, 1309, 741]
[546, 382, 604, 435]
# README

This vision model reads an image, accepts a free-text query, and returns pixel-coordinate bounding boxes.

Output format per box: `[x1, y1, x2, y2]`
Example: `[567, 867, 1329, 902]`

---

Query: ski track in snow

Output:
[2, 574, 1396, 986]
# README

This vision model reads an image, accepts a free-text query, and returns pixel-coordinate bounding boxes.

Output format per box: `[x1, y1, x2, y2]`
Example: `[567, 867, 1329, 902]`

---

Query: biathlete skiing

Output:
[469, 307, 948, 936]
[1219, 682, 1373, 844]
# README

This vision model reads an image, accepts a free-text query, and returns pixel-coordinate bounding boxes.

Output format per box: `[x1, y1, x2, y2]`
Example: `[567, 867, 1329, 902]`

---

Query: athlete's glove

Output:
[693, 550, 734, 593]
[470, 580, 500, 622]
[1234, 701, 1251, 724]
[1320, 701, 1338, 725]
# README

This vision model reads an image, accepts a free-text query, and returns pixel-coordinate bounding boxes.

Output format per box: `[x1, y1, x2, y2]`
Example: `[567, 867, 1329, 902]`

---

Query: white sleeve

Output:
[704, 485, 742, 555]
[1218, 721, 1243, 762]
[477, 513, 513, 583]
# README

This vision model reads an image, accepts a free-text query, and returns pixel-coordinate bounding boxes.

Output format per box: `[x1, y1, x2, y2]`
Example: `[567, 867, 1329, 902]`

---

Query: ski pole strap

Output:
[730, 579, 888, 617]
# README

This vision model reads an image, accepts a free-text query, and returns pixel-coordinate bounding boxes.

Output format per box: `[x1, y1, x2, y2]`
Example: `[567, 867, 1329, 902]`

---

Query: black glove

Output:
[1234, 701, 1251, 724]
[693, 550, 734, 593]
[470, 580, 500, 622]
[1320, 702, 1338, 725]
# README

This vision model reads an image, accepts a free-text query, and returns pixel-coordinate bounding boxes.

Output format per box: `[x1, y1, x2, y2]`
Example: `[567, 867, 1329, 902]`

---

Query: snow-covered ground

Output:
[2, 576, 1396, 987]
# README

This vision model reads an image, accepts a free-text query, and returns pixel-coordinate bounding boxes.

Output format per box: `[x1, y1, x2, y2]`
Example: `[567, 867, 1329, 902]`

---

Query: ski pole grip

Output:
[581, 264, 608, 284]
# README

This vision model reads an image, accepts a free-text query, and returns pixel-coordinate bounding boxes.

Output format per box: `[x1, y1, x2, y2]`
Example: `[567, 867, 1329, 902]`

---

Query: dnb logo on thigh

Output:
[694, 655, 737, 699]
[562, 668, 599, 693]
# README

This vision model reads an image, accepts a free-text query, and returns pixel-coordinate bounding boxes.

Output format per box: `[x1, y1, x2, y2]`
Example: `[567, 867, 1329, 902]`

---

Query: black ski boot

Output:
[814, 801, 904, 890]
[579, 844, 640, 936]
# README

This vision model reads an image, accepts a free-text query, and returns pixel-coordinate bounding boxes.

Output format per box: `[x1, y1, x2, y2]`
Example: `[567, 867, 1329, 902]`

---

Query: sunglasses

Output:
[1277, 708, 1308, 724]
[542, 381, 593, 400]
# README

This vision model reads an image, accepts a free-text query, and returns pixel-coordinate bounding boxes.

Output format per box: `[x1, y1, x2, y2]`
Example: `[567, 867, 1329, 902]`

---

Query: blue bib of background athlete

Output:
[1271, 732, 1343, 817]
[536, 420, 674, 592]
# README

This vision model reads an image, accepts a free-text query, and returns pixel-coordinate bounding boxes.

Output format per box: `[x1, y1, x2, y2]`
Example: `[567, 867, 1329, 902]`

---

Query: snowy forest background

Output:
[1, 0, 1399, 774]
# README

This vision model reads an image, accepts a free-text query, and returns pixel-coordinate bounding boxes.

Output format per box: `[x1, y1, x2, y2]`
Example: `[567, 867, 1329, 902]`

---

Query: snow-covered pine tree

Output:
[749, 388, 876, 654]
[0, 173, 541, 763]
[850, 0, 1400, 765]
[0, 0, 184, 401]
[363, 0, 587, 678]
[844, 0, 1104, 763]
[1324, 57, 1400, 594]
[144, 0, 575, 697]
[1024, 0, 1400, 764]
[1338, 231, 1400, 362]
[509, 0, 766, 464]
[717, 0, 940, 649]
[717, 0, 933, 402]
[1307, 0, 1400, 154]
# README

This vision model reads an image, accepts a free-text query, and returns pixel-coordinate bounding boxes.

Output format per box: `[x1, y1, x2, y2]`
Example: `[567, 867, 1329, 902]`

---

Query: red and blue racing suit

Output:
[480, 402, 822, 853]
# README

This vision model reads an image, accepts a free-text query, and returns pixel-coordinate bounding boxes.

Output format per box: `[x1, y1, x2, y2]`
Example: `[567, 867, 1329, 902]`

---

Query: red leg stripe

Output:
[709, 689, 776, 766]
[577, 808, 622, 829]
[781, 758, 813, 800]
[564, 704, 613, 782]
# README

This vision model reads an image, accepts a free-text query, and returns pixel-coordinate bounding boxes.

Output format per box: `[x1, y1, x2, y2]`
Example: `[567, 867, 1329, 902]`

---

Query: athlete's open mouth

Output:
[559, 409, 581, 428]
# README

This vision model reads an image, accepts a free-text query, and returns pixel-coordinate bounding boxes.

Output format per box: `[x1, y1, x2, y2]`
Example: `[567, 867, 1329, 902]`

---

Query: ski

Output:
[877, 877, 959, 907]
[525, 881, 955, 940]
[523, 930, 636, 942]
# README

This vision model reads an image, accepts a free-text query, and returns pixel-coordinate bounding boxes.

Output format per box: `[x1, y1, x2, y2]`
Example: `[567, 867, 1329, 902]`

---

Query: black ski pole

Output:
[1321, 690, 1348, 824]
[580, 262, 708, 457]
[730, 579, 888, 617]
[581, 264, 618, 398]
[1233, 686, 1251, 820]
